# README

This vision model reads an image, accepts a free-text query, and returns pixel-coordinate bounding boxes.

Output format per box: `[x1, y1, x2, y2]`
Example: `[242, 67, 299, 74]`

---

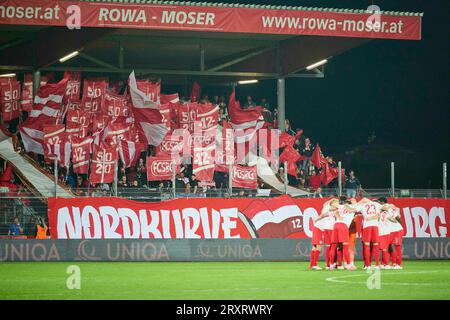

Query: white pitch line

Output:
[325, 270, 448, 286]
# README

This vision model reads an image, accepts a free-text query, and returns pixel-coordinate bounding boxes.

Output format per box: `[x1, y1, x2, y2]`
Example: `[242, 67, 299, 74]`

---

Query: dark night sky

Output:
[211, 0, 449, 187]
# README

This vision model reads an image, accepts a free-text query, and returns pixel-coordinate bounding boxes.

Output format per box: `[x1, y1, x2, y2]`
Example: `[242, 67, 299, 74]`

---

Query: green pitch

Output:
[0, 261, 449, 300]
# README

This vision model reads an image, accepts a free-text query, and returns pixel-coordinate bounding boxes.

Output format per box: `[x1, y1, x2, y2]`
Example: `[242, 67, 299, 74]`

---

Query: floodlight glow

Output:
[59, 51, 79, 63]
[238, 79, 259, 85]
[306, 59, 328, 70]
[0, 73, 16, 78]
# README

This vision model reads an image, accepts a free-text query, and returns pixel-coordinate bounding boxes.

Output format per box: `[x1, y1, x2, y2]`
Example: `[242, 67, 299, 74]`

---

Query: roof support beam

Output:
[206, 46, 275, 72]
[78, 52, 120, 70]
[38, 65, 279, 78]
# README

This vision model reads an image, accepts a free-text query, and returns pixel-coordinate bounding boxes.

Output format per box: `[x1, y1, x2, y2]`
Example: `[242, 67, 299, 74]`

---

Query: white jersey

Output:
[378, 210, 392, 236]
[387, 208, 403, 232]
[357, 201, 383, 229]
[334, 204, 356, 228]
[314, 204, 335, 231]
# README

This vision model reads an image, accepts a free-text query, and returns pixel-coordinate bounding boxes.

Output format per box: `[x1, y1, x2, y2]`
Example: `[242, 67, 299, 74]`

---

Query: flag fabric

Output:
[0, 80, 21, 121]
[66, 108, 91, 127]
[64, 71, 81, 102]
[190, 81, 200, 102]
[146, 156, 178, 181]
[279, 145, 306, 176]
[159, 103, 173, 130]
[81, 78, 108, 114]
[89, 142, 118, 184]
[279, 130, 303, 149]
[19, 114, 55, 155]
[192, 136, 216, 182]
[160, 93, 179, 104]
[128, 71, 168, 146]
[309, 173, 322, 189]
[196, 103, 219, 129]
[118, 139, 145, 168]
[241, 195, 304, 238]
[104, 92, 130, 119]
[71, 136, 92, 174]
[104, 118, 130, 146]
[66, 121, 89, 139]
[215, 122, 234, 173]
[30, 77, 68, 119]
[43, 124, 65, 158]
[310, 143, 327, 169]
[136, 79, 160, 103]
[320, 162, 345, 186]
[21, 74, 33, 112]
[227, 90, 264, 144]
[232, 164, 257, 189]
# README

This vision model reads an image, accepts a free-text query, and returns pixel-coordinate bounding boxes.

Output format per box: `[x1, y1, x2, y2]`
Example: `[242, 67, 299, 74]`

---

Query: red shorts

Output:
[331, 223, 349, 243]
[312, 226, 324, 246]
[389, 230, 403, 246]
[379, 234, 391, 250]
[324, 229, 333, 245]
[362, 226, 379, 243]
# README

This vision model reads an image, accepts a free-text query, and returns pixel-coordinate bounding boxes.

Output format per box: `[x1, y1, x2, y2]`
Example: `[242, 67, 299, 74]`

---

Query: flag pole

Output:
[87, 153, 91, 196]
[338, 161, 342, 197]
[443, 162, 447, 199]
[54, 157, 58, 197]
[284, 161, 288, 195]
[114, 160, 118, 197]
[171, 161, 176, 199]
[391, 162, 395, 198]
[228, 162, 233, 198]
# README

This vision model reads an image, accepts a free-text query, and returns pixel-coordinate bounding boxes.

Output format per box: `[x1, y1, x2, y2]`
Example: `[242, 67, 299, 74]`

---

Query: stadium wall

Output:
[1, 238, 449, 262]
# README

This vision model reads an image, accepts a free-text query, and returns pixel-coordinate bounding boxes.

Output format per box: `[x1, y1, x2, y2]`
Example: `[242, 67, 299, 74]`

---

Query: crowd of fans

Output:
[1, 89, 363, 199]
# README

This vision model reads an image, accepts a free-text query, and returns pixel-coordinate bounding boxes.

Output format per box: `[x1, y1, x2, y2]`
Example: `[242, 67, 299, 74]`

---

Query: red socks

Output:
[372, 244, 380, 266]
[363, 244, 371, 266]
[343, 244, 350, 265]
[325, 246, 331, 267]
[310, 249, 321, 268]
[382, 250, 390, 265]
[390, 250, 397, 265]
[396, 245, 402, 266]
[337, 248, 343, 266]
[330, 244, 337, 265]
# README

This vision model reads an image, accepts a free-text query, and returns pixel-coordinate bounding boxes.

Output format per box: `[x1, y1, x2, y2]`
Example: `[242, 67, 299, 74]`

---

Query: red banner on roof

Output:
[0, 0, 421, 40]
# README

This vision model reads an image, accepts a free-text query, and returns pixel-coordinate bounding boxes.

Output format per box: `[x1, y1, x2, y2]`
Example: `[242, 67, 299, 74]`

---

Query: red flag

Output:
[228, 90, 264, 144]
[232, 164, 257, 189]
[64, 71, 81, 102]
[192, 131, 216, 182]
[128, 72, 168, 146]
[159, 103, 173, 130]
[146, 156, 179, 181]
[279, 130, 303, 149]
[71, 136, 92, 174]
[309, 173, 322, 189]
[19, 115, 54, 155]
[30, 77, 68, 120]
[89, 142, 118, 184]
[196, 103, 219, 130]
[21, 74, 33, 112]
[104, 92, 130, 119]
[310, 143, 327, 169]
[0, 162, 13, 182]
[160, 93, 179, 104]
[215, 122, 235, 173]
[190, 81, 200, 102]
[136, 79, 160, 103]
[81, 78, 108, 114]
[43, 124, 71, 167]
[66, 108, 91, 127]
[1, 80, 21, 121]
[119, 140, 145, 168]
[66, 121, 89, 139]
[105, 119, 130, 146]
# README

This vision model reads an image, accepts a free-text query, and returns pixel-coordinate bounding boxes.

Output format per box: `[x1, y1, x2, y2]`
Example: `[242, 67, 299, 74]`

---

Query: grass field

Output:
[0, 261, 449, 300]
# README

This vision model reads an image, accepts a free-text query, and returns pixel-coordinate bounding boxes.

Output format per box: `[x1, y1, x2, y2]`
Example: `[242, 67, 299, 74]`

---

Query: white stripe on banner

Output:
[29, 106, 60, 118]
[251, 205, 302, 230]
[34, 94, 63, 105]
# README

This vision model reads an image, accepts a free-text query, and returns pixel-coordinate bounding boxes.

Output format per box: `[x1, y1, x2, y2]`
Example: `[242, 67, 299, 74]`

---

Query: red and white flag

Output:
[43, 124, 71, 167]
[178, 102, 197, 132]
[19, 115, 54, 155]
[105, 119, 130, 146]
[81, 78, 108, 114]
[128, 71, 168, 146]
[159, 103, 173, 130]
[232, 164, 257, 189]
[279, 130, 303, 149]
[228, 91, 264, 144]
[1, 80, 21, 121]
[242, 195, 304, 238]
[104, 92, 130, 119]
[64, 71, 81, 102]
[192, 143, 215, 182]
[71, 136, 92, 174]
[119, 139, 145, 168]
[66, 121, 89, 139]
[160, 93, 179, 104]
[21, 74, 33, 112]
[30, 77, 68, 119]
[146, 156, 178, 181]
[136, 79, 160, 104]
[215, 122, 235, 173]
[196, 103, 219, 130]
[89, 142, 118, 184]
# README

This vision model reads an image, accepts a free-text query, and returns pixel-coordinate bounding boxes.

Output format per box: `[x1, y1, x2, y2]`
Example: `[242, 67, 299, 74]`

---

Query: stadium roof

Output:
[0, 0, 423, 84]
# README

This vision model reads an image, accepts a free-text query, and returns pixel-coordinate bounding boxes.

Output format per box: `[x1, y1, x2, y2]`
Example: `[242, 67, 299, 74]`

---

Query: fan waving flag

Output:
[279, 130, 303, 149]
[310, 143, 327, 169]
[90, 142, 118, 184]
[1, 80, 21, 121]
[30, 77, 69, 119]
[119, 139, 145, 168]
[71, 136, 93, 174]
[128, 71, 168, 146]
[228, 90, 264, 144]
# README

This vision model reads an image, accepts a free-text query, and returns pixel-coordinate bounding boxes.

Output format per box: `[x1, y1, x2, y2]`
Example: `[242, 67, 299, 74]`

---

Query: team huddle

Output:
[309, 197, 404, 270]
